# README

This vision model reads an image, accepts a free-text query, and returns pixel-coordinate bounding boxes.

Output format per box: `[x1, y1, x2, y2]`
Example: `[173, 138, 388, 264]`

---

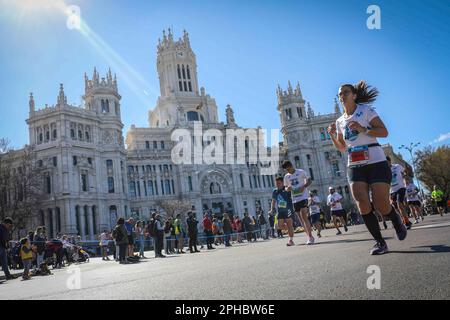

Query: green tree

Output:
[415, 145, 450, 199]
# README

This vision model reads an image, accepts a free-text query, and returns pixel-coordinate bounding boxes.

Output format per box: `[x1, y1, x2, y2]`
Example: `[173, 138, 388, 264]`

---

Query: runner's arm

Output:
[328, 123, 347, 152]
[366, 116, 388, 138]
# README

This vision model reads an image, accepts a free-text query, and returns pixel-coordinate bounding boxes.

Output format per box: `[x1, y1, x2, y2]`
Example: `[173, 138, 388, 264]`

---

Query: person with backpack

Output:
[186, 212, 200, 253]
[154, 214, 165, 258]
[268, 213, 275, 238]
[164, 219, 173, 255]
[258, 211, 268, 240]
[202, 213, 214, 250]
[242, 212, 253, 242]
[147, 213, 158, 257]
[174, 214, 185, 254]
[112, 218, 129, 264]
[33, 226, 46, 272]
[222, 213, 233, 247]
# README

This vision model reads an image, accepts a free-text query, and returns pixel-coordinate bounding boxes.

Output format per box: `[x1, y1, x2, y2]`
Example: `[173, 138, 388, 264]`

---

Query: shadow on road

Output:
[297, 237, 394, 246]
[390, 245, 450, 254]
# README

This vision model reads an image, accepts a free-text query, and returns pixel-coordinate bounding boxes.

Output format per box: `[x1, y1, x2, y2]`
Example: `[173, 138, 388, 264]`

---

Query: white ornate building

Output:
[4, 29, 355, 239]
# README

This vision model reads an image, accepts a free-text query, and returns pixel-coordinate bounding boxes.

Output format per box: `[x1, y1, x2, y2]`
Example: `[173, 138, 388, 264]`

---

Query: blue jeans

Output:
[0, 246, 11, 277]
[138, 235, 145, 256]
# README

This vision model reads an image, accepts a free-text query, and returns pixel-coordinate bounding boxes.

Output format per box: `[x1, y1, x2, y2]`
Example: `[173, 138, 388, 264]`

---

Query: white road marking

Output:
[411, 221, 450, 230]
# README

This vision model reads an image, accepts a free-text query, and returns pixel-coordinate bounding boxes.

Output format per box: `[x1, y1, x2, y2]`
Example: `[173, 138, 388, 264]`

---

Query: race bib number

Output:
[348, 145, 369, 167]
[278, 200, 287, 209]
[292, 186, 302, 197]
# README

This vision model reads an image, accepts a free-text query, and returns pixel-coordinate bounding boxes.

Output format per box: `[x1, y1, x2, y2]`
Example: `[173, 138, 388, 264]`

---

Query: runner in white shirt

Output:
[404, 176, 424, 223]
[308, 190, 322, 238]
[282, 160, 315, 245]
[327, 187, 348, 235]
[327, 81, 407, 255]
[387, 156, 412, 229]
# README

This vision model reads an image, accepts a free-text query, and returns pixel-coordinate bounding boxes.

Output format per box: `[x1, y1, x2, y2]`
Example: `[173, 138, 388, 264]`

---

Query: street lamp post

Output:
[399, 142, 423, 197]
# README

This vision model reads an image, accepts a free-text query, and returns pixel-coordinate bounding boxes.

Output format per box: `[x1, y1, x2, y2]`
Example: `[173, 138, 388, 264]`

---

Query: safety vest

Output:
[174, 219, 182, 235]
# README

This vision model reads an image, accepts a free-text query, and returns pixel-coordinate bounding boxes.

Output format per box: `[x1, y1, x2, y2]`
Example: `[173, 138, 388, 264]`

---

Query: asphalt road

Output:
[1, 214, 449, 300]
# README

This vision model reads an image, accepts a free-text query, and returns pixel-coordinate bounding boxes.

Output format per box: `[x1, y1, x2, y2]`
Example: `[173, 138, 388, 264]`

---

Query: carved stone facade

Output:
[6, 29, 361, 239]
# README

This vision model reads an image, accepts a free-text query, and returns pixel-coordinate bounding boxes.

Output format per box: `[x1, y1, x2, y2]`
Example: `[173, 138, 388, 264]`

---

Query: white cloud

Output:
[432, 132, 450, 144]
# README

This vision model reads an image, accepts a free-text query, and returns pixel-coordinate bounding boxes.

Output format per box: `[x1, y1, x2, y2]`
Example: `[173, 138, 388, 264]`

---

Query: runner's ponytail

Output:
[342, 80, 379, 104]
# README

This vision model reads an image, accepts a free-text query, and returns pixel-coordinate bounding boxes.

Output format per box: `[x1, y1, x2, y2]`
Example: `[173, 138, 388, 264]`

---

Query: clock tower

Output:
[157, 28, 199, 97]
[149, 29, 219, 127]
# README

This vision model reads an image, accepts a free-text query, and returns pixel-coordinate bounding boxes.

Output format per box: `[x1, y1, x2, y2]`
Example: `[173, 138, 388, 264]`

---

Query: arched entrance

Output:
[200, 170, 234, 217]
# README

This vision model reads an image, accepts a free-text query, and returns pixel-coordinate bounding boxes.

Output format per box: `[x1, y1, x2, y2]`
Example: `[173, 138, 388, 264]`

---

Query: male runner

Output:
[282, 160, 315, 245]
[327, 187, 348, 235]
[432, 185, 446, 217]
[269, 176, 295, 246]
[308, 190, 322, 238]
[404, 177, 424, 223]
[386, 156, 412, 229]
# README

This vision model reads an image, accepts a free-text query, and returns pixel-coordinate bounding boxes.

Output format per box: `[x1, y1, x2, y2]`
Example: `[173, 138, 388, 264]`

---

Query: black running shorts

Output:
[293, 200, 308, 212]
[391, 188, 406, 204]
[347, 161, 391, 185]
[407, 200, 421, 207]
[331, 209, 346, 217]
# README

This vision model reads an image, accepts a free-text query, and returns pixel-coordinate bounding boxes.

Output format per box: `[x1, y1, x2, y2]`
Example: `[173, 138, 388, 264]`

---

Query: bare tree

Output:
[0, 140, 43, 238]
[154, 195, 192, 220]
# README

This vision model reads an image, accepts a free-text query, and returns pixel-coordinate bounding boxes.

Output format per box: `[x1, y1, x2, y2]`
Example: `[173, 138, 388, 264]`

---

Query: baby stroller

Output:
[72, 246, 90, 263]
[44, 239, 64, 269]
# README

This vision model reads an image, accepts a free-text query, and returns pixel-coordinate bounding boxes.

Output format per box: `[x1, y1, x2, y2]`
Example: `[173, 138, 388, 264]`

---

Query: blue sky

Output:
[0, 0, 449, 163]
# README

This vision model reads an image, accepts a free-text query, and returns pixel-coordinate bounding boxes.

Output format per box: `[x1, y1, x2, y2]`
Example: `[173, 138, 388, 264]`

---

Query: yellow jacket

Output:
[20, 242, 33, 261]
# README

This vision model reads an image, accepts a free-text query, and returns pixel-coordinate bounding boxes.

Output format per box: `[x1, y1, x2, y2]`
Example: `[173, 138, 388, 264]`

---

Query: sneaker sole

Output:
[370, 249, 388, 255]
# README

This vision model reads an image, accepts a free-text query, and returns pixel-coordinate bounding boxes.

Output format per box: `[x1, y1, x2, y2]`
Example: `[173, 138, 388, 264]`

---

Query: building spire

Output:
[307, 102, 314, 118]
[57, 83, 67, 106]
[29, 92, 35, 113]
[287, 81, 293, 94]
[183, 29, 190, 47]
[226, 104, 237, 127]
[107, 67, 113, 84]
[295, 82, 302, 98]
[92, 67, 99, 85]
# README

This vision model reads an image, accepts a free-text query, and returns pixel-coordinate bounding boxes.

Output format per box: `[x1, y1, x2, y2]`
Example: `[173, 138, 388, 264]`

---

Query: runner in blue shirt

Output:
[269, 176, 295, 246]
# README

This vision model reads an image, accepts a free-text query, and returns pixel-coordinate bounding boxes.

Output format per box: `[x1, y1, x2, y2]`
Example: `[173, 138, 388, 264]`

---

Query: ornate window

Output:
[320, 128, 326, 141]
[108, 177, 115, 193]
[187, 111, 199, 121]
[129, 181, 136, 198]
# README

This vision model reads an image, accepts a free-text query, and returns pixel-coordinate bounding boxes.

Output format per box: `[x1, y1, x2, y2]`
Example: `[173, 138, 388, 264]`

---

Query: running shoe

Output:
[317, 232, 322, 238]
[286, 240, 295, 246]
[370, 241, 389, 255]
[306, 237, 315, 245]
[336, 230, 342, 235]
[394, 223, 408, 241]
[406, 221, 412, 230]
[344, 225, 348, 232]
[414, 220, 419, 224]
